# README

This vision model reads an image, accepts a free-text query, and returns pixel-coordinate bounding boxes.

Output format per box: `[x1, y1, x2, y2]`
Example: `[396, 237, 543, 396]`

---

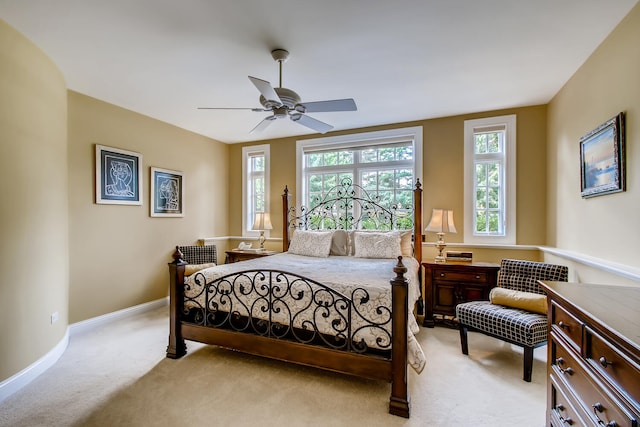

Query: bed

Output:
[167, 178, 424, 417]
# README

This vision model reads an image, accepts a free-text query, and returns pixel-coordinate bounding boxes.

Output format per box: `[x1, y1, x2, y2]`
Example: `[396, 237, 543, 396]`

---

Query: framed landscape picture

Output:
[580, 112, 625, 198]
[150, 167, 184, 217]
[95, 145, 143, 205]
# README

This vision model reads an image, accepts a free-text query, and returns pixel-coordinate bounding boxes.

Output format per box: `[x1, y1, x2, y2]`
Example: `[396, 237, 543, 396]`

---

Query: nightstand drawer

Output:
[433, 270, 489, 284]
[586, 326, 640, 408]
[551, 301, 583, 352]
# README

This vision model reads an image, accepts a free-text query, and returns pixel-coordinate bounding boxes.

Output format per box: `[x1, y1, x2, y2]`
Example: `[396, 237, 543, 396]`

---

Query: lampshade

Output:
[425, 209, 457, 234]
[252, 212, 273, 231]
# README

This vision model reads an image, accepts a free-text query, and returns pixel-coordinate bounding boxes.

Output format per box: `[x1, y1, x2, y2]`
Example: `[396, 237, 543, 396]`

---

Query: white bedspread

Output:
[184, 253, 426, 373]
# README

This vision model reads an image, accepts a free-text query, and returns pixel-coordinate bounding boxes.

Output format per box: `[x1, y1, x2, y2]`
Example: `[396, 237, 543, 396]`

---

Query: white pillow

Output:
[399, 230, 413, 257]
[353, 231, 402, 259]
[288, 230, 333, 257]
[349, 230, 413, 257]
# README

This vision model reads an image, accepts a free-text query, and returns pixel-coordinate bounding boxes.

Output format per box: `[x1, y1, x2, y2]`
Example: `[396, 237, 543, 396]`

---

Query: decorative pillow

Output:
[288, 230, 332, 258]
[184, 263, 216, 276]
[490, 287, 548, 315]
[349, 230, 412, 257]
[353, 231, 402, 259]
[399, 230, 413, 257]
[329, 230, 349, 256]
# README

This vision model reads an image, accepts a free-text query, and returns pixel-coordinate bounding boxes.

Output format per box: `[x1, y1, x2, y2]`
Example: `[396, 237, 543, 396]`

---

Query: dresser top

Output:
[540, 281, 640, 352]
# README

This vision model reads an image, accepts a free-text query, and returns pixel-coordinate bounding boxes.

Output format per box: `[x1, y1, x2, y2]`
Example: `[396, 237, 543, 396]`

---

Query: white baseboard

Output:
[0, 329, 69, 403]
[0, 297, 168, 403]
[69, 297, 169, 336]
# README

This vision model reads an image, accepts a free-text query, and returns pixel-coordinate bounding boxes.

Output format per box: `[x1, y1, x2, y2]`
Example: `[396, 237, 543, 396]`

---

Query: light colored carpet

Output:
[0, 307, 546, 426]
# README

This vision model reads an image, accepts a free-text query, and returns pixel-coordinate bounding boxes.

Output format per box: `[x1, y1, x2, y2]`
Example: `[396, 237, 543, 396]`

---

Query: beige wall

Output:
[68, 92, 229, 322]
[547, 2, 640, 284]
[228, 105, 548, 260]
[0, 20, 69, 381]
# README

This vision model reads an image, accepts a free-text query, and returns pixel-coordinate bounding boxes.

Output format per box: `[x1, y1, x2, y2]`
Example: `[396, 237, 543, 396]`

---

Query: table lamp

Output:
[425, 208, 456, 263]
[252, 212, 273, 250]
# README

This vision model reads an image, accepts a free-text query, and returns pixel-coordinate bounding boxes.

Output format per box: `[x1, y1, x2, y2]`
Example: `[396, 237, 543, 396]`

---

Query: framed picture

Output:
[580, 112, 625, 198]
[95, 145, 143, 205]
[150, 167, 184, 217]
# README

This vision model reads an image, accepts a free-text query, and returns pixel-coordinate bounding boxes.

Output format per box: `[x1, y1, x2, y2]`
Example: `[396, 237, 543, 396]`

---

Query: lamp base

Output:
[434, 232, 447, 263]
[258, 231, 266, 250]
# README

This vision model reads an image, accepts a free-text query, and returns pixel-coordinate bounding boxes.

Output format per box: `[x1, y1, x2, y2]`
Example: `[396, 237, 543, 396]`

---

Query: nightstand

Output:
[225, 249, 278, 264]
[422, 261, 500, 327]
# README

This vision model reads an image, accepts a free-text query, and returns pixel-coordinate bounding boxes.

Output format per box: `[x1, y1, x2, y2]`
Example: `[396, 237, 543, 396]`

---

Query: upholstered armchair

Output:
[455, 259, 568, 382]
[176, 245, 218, 265]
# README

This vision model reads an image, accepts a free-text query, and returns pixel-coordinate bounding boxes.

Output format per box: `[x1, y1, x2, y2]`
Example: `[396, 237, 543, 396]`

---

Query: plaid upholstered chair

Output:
[455, 259, 568, 382]
[176, 245, 218, 265]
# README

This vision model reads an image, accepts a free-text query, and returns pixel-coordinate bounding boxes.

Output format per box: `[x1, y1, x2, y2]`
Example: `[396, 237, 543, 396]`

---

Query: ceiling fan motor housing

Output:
[259, 87, 301, 110]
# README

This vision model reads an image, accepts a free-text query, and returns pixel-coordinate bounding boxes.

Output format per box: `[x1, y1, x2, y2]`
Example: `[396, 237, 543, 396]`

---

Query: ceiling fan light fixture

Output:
[273, 106, 288, 119]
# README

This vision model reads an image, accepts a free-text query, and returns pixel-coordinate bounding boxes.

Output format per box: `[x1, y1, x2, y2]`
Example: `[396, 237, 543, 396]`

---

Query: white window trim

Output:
[242, 144, 270, 237]
[463, 115, 516, 244]
[296, 126, 423, 208]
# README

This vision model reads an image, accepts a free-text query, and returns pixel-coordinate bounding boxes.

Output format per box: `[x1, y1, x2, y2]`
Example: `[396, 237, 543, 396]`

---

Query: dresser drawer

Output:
[551, 337, 638, 427]
[551, 301, 583, 352]
[549, 374, 589, 427]
[432, 269, 489, 284]
[586, 326, 640, 409]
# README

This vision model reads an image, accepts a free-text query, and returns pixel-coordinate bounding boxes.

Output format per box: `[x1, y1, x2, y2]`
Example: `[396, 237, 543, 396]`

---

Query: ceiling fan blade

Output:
[197, 107, 266, 111]
[290, 113, 334, 134]
[250, 116, 277, 133]
[248, 76, 282, 105]
[297, 98, 357, 113]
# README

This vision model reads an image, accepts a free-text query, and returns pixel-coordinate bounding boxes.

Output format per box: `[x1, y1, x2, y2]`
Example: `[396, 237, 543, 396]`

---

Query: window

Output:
[463, 115, 516, 244]
[297, 127, 422, 227]
[242, 144, 270, 236]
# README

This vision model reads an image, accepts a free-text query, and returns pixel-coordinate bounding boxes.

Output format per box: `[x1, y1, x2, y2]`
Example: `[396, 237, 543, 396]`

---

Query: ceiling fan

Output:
[198, 49, 357, 134]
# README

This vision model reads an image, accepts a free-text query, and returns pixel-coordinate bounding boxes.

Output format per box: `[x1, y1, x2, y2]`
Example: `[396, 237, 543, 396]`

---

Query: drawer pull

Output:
[440, 273, 445, 277]
[555, 357, 574, 376]
[557, 320, 568, 329]
[555, 404, 573, 425]
[475, 275, 480, 279]
[592, 402, 617, 427]
[598, 356, 613, 368]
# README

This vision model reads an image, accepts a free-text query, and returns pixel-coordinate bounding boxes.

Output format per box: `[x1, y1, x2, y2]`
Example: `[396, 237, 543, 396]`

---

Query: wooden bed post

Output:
[389, 256, 410, 418]
[282, 185, 291, 252]
[413, 179, 423, 263]
[167, 246, 187, 359]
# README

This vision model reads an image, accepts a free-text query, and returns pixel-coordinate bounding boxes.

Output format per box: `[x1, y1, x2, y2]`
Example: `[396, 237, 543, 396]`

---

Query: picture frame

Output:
[95, 144, 143, 205]
[150, 167, 184, 217]
[580, 112, 625, 198]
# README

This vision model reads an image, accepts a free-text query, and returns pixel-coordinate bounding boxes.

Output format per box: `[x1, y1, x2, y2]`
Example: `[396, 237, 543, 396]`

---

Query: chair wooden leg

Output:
[459, 324, 469, 355]
[523, 346, 533, 382]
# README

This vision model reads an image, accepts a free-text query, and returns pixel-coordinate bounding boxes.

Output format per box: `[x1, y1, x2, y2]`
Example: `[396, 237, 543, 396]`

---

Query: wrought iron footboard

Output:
[183, 269, 393, 355]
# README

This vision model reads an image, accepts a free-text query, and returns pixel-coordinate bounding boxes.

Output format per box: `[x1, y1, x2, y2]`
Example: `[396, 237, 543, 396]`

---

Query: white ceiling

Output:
[1, 0, 637, 144]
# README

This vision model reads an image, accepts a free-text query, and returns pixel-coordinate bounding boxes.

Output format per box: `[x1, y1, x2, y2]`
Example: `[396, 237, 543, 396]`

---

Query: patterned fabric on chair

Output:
[177, 245, 218, 265]
[455, 259, 568, 382]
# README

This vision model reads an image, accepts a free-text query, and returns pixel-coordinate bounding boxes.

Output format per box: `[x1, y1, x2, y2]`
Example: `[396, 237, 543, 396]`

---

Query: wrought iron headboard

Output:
[282, 178, 423, 260]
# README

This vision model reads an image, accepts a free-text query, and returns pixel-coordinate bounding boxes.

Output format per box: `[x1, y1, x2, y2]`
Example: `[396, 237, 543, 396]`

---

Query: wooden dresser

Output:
[539, 281, 640, 427]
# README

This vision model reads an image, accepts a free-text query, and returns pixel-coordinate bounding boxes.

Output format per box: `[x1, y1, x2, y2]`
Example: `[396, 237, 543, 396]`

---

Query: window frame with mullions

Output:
[463, 115, 516, 244]
[296, 127, 423, 228]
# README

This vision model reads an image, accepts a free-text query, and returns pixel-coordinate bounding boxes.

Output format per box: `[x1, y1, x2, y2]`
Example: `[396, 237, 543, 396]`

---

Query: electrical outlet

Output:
[51, 312, 59, 324]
